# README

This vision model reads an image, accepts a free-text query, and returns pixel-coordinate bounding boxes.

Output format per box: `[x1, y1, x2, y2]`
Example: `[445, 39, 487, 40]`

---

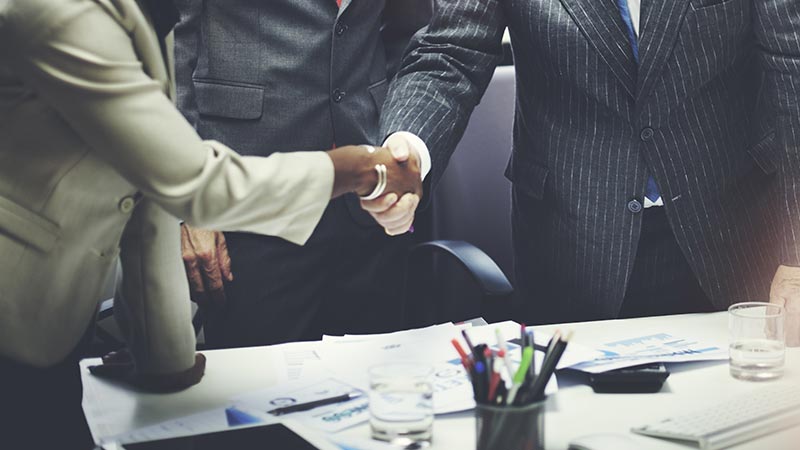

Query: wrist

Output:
[327, 146, 379, 198]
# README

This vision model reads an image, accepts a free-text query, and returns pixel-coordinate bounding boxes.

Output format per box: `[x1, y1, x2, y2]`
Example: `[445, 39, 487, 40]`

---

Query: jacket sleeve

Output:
[754, 0, 800, 266]
[0, 0, 333, 247]
[379, 0, 506, 199]
[115, 200, 196, 374]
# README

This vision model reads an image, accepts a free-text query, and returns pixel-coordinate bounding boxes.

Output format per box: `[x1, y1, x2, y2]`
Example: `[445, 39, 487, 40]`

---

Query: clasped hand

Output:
[359, 133, 423, 236]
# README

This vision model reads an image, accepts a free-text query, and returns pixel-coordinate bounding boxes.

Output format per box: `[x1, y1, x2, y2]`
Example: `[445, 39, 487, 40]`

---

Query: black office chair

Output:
[404, 240, 514, 328]
[404, 66, 518, 327]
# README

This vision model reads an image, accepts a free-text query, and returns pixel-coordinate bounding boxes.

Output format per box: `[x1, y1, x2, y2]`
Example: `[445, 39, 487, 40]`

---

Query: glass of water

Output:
[369, 363, 434, 444]
[728, 302, 785, 381]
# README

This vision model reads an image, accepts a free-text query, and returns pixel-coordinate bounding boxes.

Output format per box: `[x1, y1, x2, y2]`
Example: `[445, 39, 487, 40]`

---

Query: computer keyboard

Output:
[631, 384, 800, 450]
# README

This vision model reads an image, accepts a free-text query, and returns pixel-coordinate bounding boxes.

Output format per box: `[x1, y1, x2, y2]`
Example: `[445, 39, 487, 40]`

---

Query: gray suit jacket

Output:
[381, 0, 800, 320]
[174, 0, 432, 229]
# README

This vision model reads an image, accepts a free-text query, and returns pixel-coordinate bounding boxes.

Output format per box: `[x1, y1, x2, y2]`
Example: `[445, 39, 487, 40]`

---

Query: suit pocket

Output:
[747, 130, 778, 175]
[504, 155, 549, 200]
[0, 196, 60, 252]
[368, 79, 389, 111]
[194, 79, 264, 120]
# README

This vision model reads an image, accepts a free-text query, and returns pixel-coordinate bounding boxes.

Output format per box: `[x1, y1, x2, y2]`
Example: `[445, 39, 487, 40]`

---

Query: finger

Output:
[385, 214, 415, 236]
[388, 141, 410, 162]
[360, 192, 399, 213]
[199, 251, 223, 292]
[181, 227, 209, 304]
[376, 208, 415, 231]
[372, 194, 418, 224]
[199, 253, 225, 307]
[217, 233, 234, 282]
[183, 255, 208, 305]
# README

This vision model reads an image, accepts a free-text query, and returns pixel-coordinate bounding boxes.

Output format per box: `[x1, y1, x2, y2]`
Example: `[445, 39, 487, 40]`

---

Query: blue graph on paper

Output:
[570, 333, 727, 373]
[597, 333, 721, 360]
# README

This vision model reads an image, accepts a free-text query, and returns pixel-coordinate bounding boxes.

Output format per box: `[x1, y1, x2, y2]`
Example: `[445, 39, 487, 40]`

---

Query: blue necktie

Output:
[616, 0, 661, 204]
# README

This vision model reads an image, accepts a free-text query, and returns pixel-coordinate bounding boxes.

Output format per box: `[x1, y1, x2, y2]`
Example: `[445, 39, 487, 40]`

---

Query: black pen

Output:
[267, 391, 363, 416]
[528, 331, 572, 402]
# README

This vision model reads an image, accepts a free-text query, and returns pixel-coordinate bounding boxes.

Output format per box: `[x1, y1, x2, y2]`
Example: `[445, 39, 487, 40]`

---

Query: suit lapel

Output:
[559, 0, 638, 98]
[636, 0, 691, 102]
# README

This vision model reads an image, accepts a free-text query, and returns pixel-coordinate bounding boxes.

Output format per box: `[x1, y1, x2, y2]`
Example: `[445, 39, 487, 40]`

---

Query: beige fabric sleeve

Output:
[0, 0, 334, 246]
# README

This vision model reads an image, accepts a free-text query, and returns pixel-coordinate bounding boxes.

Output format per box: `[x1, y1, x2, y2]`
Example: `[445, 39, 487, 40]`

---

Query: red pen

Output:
[488, 370, 501, 403]
[451, 339, 473, 371]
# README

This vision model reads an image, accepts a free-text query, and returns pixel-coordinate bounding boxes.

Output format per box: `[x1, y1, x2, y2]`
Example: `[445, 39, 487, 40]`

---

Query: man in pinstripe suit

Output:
[374, 0, 800, 337]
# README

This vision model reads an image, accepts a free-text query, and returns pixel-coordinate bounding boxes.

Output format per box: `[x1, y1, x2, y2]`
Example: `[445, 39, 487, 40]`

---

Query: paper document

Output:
[235, 378, 369, 433]
[568, 332, 728, 373]
[320, 321, 559, 414]
[105, 406, 273, 445]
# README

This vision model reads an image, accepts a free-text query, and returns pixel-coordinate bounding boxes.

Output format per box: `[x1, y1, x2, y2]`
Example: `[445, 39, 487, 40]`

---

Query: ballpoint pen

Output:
[267, 391, 363, 416]
[474, 360, 487, 402]
[462, 329, 476, 355]
[529, 331, 572, 402]
[495, 328, 516, 382]
[451, 338, 473, 371]
[527, 329, 537, 378]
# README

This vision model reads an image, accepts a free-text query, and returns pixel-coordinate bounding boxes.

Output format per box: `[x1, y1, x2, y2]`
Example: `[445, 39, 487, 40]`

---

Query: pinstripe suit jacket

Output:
[381, 0, 800, 321]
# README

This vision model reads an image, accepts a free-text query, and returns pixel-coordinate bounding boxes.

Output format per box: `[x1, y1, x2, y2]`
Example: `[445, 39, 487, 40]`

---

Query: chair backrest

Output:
[431, 65, 516, 281]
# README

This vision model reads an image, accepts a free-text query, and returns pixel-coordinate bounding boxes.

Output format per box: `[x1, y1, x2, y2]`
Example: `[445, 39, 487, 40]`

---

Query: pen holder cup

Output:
[475, 400, 546, 450]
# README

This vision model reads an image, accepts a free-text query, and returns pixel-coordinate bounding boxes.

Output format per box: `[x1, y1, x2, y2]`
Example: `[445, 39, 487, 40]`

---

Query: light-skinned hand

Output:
[769, 264, 800, 347]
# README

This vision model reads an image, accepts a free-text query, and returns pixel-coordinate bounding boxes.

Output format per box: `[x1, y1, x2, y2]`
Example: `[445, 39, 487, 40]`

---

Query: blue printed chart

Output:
[569, 333, 728, 373]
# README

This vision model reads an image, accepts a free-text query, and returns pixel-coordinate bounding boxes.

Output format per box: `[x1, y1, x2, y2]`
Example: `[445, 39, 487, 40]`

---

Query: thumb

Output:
[388, 141, 410, 162]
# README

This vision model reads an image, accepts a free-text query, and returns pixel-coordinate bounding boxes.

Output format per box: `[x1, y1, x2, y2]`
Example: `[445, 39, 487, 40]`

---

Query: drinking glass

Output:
[369, 363, 434, 444]
[728, 302, 785, 381]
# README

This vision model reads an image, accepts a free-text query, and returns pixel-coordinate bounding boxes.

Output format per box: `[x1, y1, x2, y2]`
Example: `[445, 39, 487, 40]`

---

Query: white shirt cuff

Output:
[384, 131, 431, 181]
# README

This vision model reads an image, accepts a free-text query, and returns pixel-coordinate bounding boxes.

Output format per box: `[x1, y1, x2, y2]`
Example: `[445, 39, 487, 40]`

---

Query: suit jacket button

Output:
[640, 127, 655, 141]
[627, 199, 643, 214]
[332, 89, 346, 103]
[336, 23, 349, 36]
[118, 196, 136, 214]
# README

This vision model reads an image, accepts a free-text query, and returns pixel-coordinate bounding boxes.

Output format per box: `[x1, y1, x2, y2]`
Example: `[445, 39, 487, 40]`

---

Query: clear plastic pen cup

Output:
[475, 401, 546, 450]
[369, 363, 434, 444]
[728, 302, 785, 381]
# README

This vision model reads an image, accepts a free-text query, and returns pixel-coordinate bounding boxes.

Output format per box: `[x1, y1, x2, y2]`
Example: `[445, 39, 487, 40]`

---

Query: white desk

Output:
[82, 313, 800, 449]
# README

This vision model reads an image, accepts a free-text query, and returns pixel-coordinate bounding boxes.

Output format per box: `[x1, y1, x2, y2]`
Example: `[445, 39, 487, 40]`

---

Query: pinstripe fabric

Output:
[381, 0, 800, 322]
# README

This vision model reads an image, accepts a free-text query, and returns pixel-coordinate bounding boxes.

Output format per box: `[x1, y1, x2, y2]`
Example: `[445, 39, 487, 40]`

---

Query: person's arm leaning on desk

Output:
[0, 0, 421, 390]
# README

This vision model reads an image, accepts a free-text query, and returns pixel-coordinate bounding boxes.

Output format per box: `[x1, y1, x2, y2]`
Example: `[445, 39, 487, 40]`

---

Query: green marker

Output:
[506, 346, 533, 405]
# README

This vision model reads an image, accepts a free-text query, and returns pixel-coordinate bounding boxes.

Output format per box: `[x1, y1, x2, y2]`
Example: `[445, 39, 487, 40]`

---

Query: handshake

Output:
[328, 133, 424, 236]
[180, 133, 424, 308]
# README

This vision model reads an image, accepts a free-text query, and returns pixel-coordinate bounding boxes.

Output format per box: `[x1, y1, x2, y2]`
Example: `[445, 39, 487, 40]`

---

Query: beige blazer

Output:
[0, 0, 334, 371]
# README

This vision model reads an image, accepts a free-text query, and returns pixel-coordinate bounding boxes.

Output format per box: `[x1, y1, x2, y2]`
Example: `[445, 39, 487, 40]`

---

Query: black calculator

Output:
[588, 363, 670, 393]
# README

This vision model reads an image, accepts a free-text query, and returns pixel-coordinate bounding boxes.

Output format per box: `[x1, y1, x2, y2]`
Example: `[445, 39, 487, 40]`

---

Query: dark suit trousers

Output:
[0, 329, 94, 450]
[203, 199, 419, 348]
